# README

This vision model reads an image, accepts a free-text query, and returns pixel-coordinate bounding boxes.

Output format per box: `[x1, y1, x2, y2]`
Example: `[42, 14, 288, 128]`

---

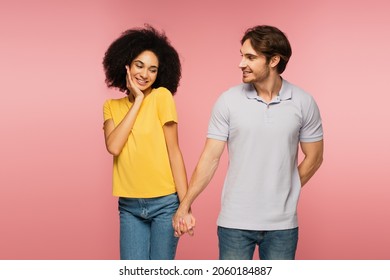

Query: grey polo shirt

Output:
[207, 79, 323, 230]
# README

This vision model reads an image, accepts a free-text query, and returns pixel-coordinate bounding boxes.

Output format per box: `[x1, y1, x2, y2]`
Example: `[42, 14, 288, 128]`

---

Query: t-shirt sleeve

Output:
[300, 96, 323, 142]
[207, 94, 229, 141]
[156, 87, 178, 126]
[103, 100, 112, 122]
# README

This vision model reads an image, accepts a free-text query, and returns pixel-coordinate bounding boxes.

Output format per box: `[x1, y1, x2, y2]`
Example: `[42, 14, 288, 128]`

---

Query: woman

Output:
[102, 25, 193, 260]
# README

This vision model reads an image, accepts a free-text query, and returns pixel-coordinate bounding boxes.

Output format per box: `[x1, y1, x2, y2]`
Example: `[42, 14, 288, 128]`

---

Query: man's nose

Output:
[238, 58, 246, 68]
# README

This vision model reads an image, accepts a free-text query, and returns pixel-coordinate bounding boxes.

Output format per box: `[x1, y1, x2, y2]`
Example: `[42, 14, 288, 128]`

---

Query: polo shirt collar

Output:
[244, 78, 292, 101]
[278, 79, 292, 101]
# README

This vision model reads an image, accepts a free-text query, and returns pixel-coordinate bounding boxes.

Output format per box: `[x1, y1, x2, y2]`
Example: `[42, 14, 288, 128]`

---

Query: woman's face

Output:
[129, 50, 159, 93]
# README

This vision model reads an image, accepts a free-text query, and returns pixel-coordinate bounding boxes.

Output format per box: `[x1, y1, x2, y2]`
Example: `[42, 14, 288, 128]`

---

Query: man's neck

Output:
[253, 75, 282, 103]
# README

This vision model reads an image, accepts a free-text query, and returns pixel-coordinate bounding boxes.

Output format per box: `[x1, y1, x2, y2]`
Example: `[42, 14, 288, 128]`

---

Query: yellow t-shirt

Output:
[103, 87, 178, 198]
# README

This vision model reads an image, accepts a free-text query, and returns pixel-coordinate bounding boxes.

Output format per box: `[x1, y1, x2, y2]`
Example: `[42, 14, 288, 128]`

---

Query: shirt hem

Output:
[217, 221, 298, 231]
[113, 190, 177, 199]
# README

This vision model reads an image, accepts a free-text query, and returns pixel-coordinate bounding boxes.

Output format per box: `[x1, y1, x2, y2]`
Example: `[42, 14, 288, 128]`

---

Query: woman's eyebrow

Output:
[134, 60, 158, 68]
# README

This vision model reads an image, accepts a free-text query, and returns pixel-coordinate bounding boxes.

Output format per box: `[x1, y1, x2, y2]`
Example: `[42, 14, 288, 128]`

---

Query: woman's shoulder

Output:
[152, 87, 174, 101]
[153, 87, 172, 95]
[104, 96, 129, 106]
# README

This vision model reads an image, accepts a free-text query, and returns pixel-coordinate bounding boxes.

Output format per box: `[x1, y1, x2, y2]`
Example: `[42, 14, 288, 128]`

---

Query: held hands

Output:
[172, 208, 196, 237]
[125, 66, 144, 101]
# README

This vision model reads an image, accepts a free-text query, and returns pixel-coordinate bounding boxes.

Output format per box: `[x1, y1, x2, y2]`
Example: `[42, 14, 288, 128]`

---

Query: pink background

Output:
[1, 0, 389, 259]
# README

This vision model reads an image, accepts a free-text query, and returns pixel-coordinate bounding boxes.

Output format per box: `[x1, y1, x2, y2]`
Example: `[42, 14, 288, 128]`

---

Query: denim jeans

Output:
[218, 226, 298, 260]
[118, 193, 179, 260]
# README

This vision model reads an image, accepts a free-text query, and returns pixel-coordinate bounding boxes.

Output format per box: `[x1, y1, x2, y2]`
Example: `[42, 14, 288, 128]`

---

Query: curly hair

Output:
[103, 25, 181, 95]
[241, 25, 292, 74]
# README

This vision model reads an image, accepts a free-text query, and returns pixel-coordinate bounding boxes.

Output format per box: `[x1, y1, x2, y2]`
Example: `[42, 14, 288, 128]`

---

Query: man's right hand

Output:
[173, 208, 196, 237]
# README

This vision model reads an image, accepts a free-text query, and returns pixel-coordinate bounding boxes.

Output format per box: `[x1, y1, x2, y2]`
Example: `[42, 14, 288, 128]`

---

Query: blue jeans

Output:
[118, 193, 179, 260]
[218, 226, 298, 260]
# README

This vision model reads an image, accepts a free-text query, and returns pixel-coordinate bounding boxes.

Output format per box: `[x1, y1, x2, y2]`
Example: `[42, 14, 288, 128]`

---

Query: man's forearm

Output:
[299, 140, 324, 187]
[178, 154, 220, 211]
[178, 139, 226, 210]
[298, 156, 323, 187]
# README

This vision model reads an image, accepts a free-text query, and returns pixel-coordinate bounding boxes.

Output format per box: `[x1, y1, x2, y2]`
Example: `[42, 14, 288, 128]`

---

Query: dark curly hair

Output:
[103, 25, 181, 95]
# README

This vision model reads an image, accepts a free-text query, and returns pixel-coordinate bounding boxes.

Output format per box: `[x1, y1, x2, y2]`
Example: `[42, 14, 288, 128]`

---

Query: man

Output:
[174, 25, 323, 260]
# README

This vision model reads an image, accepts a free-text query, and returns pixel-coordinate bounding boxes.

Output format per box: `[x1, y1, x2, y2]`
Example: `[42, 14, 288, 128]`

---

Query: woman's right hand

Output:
[125, 65, 144, 101]
[173, 208, 196, 237]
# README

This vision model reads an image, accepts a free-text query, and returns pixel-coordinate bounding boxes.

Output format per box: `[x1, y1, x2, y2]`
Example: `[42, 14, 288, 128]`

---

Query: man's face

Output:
[239, 39, 270, 84]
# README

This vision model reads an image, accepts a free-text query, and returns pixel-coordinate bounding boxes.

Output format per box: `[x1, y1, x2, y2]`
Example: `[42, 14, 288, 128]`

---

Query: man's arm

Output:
[298, 140, 324, 187]
[173, 138, 226, 236]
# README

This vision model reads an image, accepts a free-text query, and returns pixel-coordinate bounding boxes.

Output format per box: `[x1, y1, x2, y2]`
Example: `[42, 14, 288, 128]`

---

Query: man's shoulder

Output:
[283, 80, 316, 104]
[212, 84, 247, 108]
[224, 83, 249, 93]
[219, 83, 250, 99]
